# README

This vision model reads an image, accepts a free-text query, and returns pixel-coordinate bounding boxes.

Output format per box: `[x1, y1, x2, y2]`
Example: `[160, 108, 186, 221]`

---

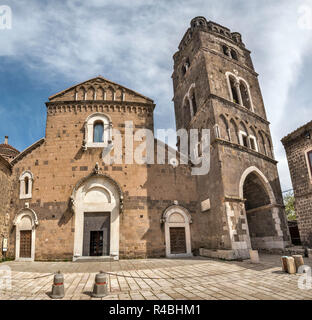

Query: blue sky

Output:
[0, 0, 311, 191]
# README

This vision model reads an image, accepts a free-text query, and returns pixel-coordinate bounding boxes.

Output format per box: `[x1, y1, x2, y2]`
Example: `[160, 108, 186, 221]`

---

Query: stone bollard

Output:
[285, 257, 296, 274]
[249, 250, 260, 264]
[281, 256, 288, 272]
[92, 271, 108, 298]
[292, 255, 304, 272]
[50, 271, 65, 299]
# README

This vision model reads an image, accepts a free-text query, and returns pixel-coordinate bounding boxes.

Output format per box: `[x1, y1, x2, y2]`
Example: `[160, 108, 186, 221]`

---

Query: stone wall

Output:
[0, 156, 12, 260]
[283, 125, 312, 245]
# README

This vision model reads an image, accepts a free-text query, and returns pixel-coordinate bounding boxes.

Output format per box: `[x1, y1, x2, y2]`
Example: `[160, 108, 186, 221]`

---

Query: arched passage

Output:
[13, 208, 38, 261]
[161, 205, 192, 258]
[239, 167, 283, 250]
[71, 174, 123, 260]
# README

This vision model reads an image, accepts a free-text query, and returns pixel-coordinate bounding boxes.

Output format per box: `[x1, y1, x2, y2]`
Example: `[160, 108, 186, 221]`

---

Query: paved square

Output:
[0, 254, 311, 300]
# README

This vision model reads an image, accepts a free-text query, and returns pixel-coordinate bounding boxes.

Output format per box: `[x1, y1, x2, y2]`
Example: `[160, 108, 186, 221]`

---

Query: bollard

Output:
[292, 255, 304, 272]
[50, 271, 65, 299]
[92, 271, 108, 298]
[285, 257, 296, 274]
[281, 256, 288, 272]
[249, 250, 260, 264]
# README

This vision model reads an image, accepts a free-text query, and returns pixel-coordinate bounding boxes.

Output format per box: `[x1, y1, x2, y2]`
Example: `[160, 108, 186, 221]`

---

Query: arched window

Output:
[229, 77, 239, 104]
[93, 121, 104, 143]
[248, 127, 258, 152]
[183, 98, 191, 126]
[25, 177, 29, 195]
[191, 91, 197, 116]
[19, 171, 33, 199]
[258, 131, 267, 155]
[240, 81, 251, 109]
[84, 113, 112, 149]
[219, 115, 230, 141]
[239, 122, 248, 147]
[230, 119, 239, 143]
[222, 45, 229, 56]
[231, 49, 238, 60]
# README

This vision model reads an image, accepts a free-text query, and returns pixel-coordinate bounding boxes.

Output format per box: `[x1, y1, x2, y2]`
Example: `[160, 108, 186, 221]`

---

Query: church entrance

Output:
[83, 212, 110, 257]
[72, 174, 122, 261]
[170, 227, 187, 254]
[19, 230, 32, 258]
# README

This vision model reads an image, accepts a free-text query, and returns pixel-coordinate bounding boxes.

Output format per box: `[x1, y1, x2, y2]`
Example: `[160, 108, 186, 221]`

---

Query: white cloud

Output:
[1, 0, 311, 190]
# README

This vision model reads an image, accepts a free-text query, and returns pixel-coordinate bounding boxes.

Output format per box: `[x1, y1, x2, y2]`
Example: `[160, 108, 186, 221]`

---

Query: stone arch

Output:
[266, 134, 273, 158]
[239, 166, 275, 203]
[77, 86, 87, 100]
[229, 118, 239, 143]
[71, 173, 123, 260]
[238, 166, 283, 250]
[86, 86, 95, 100]
[84, 112, 112, 148]
[162, 204, 192, 258]
[13, 208, 38, 261]
[258, 130, 267, 155]
[239, 80, 251, 110]
[225, 72, 254, 111]
[106, 86, 115, 101]
[219, 114, 230, 140]
[188, 85, 197, 116]
[19, 170, 33, 199]
[231, 49, 238, 60]
[182, 96, 192, 126]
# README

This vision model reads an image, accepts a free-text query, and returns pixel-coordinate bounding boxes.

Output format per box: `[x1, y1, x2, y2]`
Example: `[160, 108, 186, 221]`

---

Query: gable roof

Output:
[281, 120, 312, 145]
[48, 76, 154, 103]
[11, 138, 45, 166]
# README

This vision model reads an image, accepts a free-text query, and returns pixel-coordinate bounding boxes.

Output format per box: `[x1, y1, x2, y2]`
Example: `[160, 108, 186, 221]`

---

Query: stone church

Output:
[0, 17, 290, 262]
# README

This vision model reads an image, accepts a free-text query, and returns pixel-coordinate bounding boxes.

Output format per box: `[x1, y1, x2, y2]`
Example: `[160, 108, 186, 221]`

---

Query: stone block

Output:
[292, 255, 304, 272]
[249, 249, 259, 263]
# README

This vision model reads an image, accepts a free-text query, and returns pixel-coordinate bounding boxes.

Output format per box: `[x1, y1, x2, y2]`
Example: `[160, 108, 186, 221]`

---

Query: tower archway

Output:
[239, 166, 283, 250]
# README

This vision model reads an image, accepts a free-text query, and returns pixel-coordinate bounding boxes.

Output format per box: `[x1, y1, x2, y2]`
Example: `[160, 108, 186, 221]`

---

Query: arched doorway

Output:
[162, 205, 192, 258]
[71, 174, 123, 261]
[13, 208, 38, 261]
[239, 166, 283, 250]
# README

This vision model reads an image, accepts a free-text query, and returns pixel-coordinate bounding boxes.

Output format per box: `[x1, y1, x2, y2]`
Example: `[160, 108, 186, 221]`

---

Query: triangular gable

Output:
[48, 76, 153, 104]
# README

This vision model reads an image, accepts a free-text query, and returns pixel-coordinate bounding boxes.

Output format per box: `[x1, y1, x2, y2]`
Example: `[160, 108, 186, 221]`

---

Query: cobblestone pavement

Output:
[0, 254, 312, 300]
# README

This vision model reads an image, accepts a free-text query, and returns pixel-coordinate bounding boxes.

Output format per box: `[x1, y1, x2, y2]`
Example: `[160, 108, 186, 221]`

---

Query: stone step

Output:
[74, 256, 114, 263]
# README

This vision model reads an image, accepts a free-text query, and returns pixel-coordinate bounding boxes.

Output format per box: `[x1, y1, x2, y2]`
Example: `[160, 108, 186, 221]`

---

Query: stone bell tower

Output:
[172, 17, 290, 258]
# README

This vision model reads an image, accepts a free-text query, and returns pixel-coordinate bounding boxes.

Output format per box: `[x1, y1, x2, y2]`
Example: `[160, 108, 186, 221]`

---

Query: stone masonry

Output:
[282, 120, 312, 246]
[1, 17, 290, 261]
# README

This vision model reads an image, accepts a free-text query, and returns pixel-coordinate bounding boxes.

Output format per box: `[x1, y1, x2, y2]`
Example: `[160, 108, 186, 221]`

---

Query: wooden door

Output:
[170, 227, 186, 254]
[90, 231, 104, 256]
[20, 230, 32, 258]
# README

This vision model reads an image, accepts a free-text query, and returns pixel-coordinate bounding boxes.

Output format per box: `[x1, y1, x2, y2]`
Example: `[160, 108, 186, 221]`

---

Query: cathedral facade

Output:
[0, 17, 290, 261]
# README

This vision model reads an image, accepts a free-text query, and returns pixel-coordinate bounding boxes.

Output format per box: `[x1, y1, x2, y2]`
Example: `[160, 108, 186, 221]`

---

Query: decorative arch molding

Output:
[19, 170, 34, 200]
[71, 172, 123, 260]
[13, 208, 38, 261]
[83, 112, 112, 149]
[225, 71, 254, 112]
[13, 208, 39, 227]
[161, 203, 192, 258]
[71, 172, 124, 211]
[183, 83, 196, 118]
[238, 166, 276, 204]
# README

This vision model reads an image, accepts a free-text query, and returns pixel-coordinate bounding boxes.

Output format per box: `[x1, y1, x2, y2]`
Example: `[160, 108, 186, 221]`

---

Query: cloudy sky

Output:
[0, 0, 311, 191]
